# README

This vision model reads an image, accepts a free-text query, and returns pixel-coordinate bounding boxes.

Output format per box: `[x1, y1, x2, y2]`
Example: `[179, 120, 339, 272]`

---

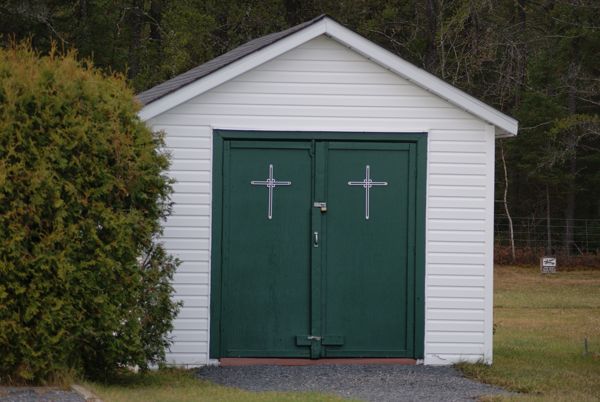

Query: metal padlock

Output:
[313, 201, 327, 212]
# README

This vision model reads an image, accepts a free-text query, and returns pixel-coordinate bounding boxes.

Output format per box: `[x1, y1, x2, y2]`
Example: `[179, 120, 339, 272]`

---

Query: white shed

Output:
[138, 15, 518, 366]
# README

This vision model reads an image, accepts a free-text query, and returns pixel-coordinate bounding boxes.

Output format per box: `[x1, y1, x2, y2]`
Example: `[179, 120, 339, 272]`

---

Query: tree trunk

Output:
[77, 0, 90, 55]
[424, 0, 439, 72]
[149, 0, 162, 43]
[127, 0, 144, 80]
[284, 0, 311, 26]
[515, 0, 527, 107]
[564, 62, 578, 255]
[500, 140, 516, 263]
[546, 184, 552, 254]
[564, 153, 576, 255]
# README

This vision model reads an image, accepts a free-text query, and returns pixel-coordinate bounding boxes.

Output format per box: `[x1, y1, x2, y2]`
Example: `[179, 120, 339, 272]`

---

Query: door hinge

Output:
[295, 335, 320, 346]
[295, 335, 344, 346]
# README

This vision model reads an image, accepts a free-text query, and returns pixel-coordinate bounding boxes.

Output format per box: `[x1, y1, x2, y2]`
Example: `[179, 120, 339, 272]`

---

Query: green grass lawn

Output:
[458, 265, 600, 401]
[84, 368, 346, 402]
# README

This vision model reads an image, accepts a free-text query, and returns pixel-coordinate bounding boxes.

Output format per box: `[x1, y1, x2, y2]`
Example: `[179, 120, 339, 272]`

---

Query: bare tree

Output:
[500, 140, 516, 262]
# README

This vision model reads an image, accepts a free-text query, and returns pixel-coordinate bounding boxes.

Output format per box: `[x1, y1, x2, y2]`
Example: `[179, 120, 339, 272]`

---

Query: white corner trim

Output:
[139, 20, 327, 121]
[483, 123, 496, 364]
[139, 17, 518, 136]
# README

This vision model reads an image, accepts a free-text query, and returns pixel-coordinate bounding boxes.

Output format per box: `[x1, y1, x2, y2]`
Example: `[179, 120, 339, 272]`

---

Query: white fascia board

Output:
[324, 19, 518, 137]
[139, 20, 327, 121]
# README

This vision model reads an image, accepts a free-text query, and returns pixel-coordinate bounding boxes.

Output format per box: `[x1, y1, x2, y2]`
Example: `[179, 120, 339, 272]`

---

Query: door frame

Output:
[210, 130, 427, 359]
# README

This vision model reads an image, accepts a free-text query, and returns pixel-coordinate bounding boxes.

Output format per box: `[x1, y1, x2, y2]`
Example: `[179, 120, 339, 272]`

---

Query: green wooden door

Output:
[215, 134, 423, 359]
[221, 141, 313, 357]
[320, 142, 415, 357]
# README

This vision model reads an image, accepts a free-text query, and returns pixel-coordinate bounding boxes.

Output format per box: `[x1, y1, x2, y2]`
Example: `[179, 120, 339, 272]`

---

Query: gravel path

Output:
[197, 364, 511, 402]
[0, 387, 84, 402]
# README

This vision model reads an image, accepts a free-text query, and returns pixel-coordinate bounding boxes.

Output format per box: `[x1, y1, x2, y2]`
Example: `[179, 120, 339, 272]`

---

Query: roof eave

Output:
[495, 127, 518, 138]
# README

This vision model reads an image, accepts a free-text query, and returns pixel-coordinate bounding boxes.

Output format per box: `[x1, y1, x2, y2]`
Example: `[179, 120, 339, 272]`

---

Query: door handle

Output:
[313, 231, 319, 247]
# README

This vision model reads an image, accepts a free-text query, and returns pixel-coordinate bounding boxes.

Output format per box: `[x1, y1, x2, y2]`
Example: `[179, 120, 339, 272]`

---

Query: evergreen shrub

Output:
[0, 42, 180, 383]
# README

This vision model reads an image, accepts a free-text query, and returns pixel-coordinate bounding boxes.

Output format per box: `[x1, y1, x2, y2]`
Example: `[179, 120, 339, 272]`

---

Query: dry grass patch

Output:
[458, 265, 600, 401]
[85, 368, 347, 402]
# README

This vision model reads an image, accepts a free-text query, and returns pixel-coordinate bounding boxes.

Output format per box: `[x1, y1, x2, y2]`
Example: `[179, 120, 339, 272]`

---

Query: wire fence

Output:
[494, 215, 600, 266]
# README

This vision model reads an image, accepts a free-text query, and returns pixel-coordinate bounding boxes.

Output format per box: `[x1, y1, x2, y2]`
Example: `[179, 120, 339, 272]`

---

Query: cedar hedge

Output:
[0, 42, 180, 383]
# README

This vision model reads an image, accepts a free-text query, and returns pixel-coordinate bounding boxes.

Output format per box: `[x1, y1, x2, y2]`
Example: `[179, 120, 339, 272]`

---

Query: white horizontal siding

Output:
[426, 343, 485, 354]
[154, 114, 489, 132]
[173, 296, 209, 309]
[429, 189, 487, 199]
[428, 242, 485, 254]
[172, 104, 467, 119]
[170, 250, 210, 262]
[165, 216, 210, 227]
[429, 175, 487, 187]
[161, 238, 210, 251]
[427, 332, 485, 343]
[169, 159, 211, 171]
[174, 284, 209, 295]
[425, 127, 494, 365]
[177, 261, 210, 272]
[153, 125, 212, 366]
[177, 307, 209, 319]
[428, 298, 485, 309]
[173, 272, 209, 283]
[428, 219, 486, 230]
[427, 264, 486, 276]
[427, 275, 484, 287]
[255, 59, 387, 73]
[427, 309, 484, 321]
[163, 227, 210, 238]
[428, 320, 484, 332]
[211, 81, 428, 96]
[170, 205, 211, 216]
[147, 35, 494, 366]
[171, 330, 209, 343]
[190, 93, 453, 108]
[428, 287, 485, 299]
[172, 318, 208, 330]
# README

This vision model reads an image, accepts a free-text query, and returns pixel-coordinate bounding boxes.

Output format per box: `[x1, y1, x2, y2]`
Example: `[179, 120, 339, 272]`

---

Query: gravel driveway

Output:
[0, 387, 84, 402]
[197, 364, 511, 402]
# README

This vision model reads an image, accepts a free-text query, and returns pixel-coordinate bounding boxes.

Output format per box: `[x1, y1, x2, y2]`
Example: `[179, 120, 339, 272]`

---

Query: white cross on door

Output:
[347, 165, 388, 220]
[250, 164, 292, 220]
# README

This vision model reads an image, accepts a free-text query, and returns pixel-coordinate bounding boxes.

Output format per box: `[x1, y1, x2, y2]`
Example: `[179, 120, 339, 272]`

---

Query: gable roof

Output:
[138, 16, 518, 137]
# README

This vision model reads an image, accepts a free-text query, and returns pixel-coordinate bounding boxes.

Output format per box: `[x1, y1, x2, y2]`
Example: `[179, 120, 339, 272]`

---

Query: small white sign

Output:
[540, 257, 557, 273]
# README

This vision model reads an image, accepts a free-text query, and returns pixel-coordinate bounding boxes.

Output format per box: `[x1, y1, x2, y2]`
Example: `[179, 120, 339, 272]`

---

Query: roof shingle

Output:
[136, 14, 327, 105]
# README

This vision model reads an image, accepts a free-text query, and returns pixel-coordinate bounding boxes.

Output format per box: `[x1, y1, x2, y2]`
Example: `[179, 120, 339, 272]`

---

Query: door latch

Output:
[313, 231, 319, 247]
[313, 201, 327, 212]
[295, 335, 322, 346]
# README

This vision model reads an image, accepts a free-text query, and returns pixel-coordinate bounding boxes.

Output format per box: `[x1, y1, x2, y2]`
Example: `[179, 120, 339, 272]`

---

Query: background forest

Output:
[1, 0, 599, 261]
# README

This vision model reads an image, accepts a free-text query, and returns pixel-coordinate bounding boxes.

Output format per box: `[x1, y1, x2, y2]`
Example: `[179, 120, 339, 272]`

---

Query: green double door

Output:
[214, 135, 423, 359]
